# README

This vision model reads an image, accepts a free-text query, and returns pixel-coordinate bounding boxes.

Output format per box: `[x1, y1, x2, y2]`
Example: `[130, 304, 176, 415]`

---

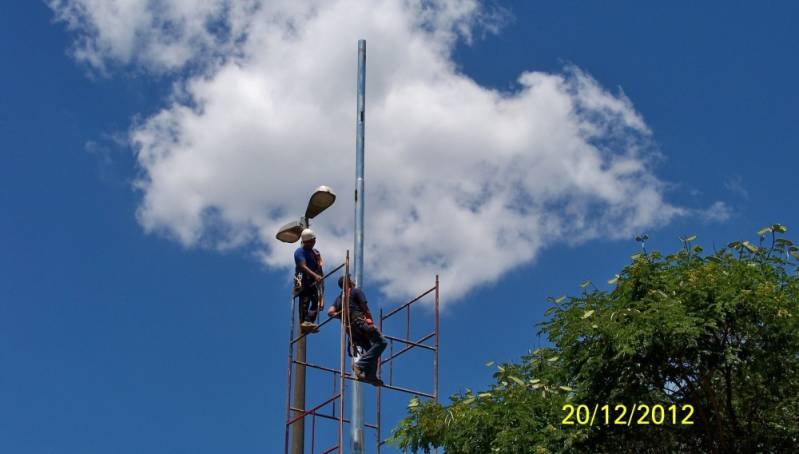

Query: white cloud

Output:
[50, 0, 723, 302]
[724, 174, 749, 200]
[48, 0, 260, 72]
[698, 201, 732, 223]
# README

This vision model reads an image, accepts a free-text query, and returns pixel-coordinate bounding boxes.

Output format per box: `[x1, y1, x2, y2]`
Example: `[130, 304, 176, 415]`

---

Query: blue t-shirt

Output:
[333, 288, 370, 317]
[294, 246, 322, 282]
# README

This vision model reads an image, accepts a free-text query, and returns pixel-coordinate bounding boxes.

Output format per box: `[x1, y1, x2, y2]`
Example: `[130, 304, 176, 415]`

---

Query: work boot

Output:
[361, 375, 383, 387]
[300, 321, 319, 333]
[352, 363, 366, 379]
[352, 364, 381, 386]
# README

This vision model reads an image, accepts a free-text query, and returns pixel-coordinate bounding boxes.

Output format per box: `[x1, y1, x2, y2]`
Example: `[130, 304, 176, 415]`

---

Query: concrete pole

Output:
[290, 216, 311, 454]
[351, 38, 366, 454]
[291, 339, 307, 454]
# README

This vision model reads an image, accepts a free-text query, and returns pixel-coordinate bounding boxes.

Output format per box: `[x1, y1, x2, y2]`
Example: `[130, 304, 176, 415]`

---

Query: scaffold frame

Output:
[283, 252, 440, 453]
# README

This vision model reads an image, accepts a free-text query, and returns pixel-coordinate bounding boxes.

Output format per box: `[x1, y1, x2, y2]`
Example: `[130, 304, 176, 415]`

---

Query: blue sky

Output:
[2, 1, 798, 453]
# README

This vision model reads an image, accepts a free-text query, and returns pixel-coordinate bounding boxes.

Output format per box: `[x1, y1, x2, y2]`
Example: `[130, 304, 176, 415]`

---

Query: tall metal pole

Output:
[351, 38, 367, 454]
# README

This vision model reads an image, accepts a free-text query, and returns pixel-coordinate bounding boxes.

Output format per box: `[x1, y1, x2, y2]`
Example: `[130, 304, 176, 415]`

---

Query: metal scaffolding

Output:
[284, 252, 440, 453]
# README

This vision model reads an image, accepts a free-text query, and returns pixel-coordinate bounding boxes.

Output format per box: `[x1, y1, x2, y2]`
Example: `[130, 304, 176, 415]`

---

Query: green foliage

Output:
[391, 348, 583, 453]
[391, 226, 799, 453]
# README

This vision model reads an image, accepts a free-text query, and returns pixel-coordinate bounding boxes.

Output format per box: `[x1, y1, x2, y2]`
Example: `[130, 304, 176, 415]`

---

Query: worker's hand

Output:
[365, 317, 374, 326]
[315, 274, 323, 284]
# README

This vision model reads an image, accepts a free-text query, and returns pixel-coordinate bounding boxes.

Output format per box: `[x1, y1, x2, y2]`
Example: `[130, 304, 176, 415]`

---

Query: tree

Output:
[391, 225, 799, 453]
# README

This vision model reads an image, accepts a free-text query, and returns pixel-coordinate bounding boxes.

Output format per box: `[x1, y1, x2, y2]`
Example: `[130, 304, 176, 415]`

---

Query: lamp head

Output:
[275, 220, 304, 243]
[305, 185, 336, 220]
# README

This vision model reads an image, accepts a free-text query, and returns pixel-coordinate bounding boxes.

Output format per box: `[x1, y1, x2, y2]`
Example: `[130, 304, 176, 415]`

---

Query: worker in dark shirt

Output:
[294, 228, 324, 333]
[328, 274, 387, 386]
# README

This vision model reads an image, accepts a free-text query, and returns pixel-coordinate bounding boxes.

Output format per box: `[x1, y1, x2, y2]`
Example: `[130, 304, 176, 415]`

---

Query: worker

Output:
[294, 228, 324, 333]
[328, 274, 387, 386]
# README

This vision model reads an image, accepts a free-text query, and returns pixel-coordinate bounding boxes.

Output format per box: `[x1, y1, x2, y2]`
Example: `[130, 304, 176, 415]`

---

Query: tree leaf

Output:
[772, 224, 788, 233]
[685, 235, 697, 242]
[509, 376, 525, 386]
[608, 275, 620, 285]
[580, 280, 591, 288]
[743, 241, 759, 253]
[555, 295, 566, 304]
[559, 386, 573, 392]
[485, 361, 495, 367]
[758, 227, 772, 236]
[582, 310, 595, 319]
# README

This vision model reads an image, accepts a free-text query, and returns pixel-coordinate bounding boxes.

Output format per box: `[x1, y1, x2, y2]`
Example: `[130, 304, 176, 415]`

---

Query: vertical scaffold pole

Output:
[377, 308, 384, 454]
[339, 252, 350, 452]
[352, 38, 367, 454]
[434, 275, 440, 454]
[285, 297, 296, 454]
[435, 275, 440, 404]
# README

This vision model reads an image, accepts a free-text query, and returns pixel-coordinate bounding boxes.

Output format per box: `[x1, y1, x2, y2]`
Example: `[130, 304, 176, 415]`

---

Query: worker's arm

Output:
[327, 306, 340, 318]
[297, 261, 323, 283]
[328, 296, 342, 318]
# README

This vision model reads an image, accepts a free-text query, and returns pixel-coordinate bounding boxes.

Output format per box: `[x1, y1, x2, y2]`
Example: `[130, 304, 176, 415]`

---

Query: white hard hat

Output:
[301, 228, 316, 242]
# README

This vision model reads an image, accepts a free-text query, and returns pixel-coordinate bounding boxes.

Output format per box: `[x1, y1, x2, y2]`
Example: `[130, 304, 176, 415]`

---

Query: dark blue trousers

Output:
[352, 317, 387, 378]
[298, 285, 320, 323]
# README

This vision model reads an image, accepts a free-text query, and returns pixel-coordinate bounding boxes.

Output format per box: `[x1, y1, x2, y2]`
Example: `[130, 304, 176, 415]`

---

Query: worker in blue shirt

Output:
[328, 274, 387, 386]
[294, 228, 324, 333]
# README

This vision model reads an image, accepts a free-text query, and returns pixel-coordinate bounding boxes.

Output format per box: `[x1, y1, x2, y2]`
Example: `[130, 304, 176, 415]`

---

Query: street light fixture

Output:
[306, 185, 336, 220]
[275, 185, 336, 243]
[276, 220, 304, 244]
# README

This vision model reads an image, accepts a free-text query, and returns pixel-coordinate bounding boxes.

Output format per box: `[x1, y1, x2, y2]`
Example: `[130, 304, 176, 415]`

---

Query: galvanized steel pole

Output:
[351, 38, 366, 454]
